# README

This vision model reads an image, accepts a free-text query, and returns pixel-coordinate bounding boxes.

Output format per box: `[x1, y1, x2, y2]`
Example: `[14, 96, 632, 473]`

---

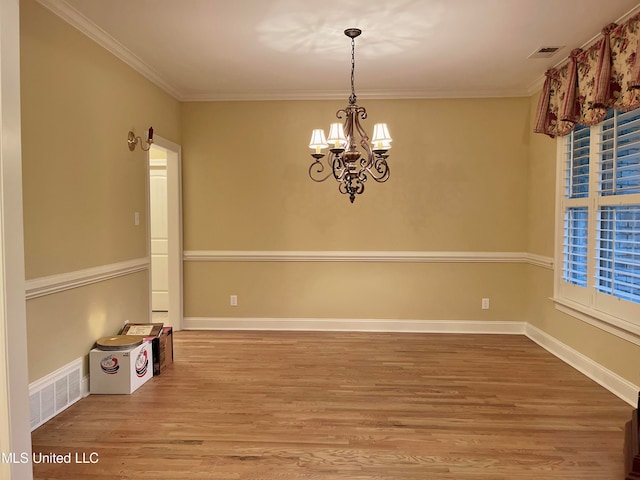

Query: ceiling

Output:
[38, 0, 640, 101]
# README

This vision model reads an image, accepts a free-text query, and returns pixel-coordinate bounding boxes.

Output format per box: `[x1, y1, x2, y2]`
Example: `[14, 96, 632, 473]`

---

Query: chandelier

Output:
[307, 28, 392, 203]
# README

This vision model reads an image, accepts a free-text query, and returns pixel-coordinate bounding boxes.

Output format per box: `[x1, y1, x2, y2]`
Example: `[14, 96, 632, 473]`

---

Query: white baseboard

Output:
[81, 375, 90, 398]
[525, 324, 638, 407]
[183, 317, 526, 334]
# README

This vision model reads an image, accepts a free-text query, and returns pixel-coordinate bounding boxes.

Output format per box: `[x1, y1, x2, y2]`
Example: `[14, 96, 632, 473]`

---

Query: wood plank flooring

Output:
[31, 331, 632, 479]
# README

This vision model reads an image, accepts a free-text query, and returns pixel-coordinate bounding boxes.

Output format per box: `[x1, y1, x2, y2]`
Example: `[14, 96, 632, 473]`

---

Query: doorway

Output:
[147, 136, 183, 330]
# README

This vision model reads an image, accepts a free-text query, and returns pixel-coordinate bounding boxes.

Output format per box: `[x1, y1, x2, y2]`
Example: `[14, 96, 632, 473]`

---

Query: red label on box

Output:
[100, 356, 119, 375]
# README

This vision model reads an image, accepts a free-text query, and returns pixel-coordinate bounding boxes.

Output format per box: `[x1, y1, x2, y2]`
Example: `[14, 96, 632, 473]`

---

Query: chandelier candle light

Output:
[308, 28, 392, 203]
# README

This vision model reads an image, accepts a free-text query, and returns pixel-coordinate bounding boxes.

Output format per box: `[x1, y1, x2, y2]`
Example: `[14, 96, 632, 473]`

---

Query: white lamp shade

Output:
[327, 122, 347, 148]
[372, 123, 392, 150]
[309, 129, 328, 150]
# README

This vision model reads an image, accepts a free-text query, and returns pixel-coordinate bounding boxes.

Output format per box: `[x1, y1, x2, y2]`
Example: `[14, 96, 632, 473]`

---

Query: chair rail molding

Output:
[184, 250, 554, 268]
[25, 258, 149, 300]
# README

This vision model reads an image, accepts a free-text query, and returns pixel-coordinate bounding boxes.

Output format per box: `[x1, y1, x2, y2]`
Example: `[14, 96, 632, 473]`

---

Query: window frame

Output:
[554, 111, 640, 343]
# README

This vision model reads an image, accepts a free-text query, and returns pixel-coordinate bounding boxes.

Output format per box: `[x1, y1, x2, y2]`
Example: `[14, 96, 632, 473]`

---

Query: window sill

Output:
[552, 296, 640, 346]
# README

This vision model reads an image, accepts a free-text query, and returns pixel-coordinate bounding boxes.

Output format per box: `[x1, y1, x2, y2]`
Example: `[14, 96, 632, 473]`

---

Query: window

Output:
[556, 109, 640, 332]
[563, 206, 588, 287]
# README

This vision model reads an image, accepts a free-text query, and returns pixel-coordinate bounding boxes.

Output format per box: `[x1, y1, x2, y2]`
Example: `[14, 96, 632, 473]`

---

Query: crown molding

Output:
[36, 0, 183, 100]
[526, 76, 547, 97]
[180, 88, 531, 102]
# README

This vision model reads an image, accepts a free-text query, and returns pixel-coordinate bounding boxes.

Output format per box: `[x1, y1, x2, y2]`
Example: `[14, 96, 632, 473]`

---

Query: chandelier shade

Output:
[326, 123, 347, 148]
[306, 28, 393, 203]
[371, 123, 392, 150]
[309, 129, 328, 154]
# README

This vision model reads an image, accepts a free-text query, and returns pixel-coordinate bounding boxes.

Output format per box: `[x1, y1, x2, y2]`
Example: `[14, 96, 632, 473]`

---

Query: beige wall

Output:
[25, 272, 150, 381]
[181, 98, 531, 320]
[182, 98, 529, 251]
[185, 261, 527, 320]
[20, 0, 180, 381]
[525, 92, 640, 387]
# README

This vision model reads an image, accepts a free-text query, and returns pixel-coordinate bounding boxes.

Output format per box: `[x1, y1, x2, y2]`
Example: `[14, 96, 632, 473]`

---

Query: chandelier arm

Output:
[308, 156, 333, 182]
[331, 153, 348, 181]
[365, 156, 390, 183]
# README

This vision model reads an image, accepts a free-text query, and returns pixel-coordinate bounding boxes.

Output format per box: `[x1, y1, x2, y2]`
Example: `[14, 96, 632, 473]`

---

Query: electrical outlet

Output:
[481, 298, 490, 310]
[230, 295, 238, 307]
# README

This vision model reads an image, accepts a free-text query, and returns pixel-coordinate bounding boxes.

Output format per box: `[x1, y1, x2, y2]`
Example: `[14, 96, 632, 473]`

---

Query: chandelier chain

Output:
[349, 36, 357, 105]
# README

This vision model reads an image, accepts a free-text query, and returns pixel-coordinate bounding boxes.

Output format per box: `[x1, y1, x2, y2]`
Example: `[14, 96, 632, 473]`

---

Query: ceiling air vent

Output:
[528, 46, 564, 59]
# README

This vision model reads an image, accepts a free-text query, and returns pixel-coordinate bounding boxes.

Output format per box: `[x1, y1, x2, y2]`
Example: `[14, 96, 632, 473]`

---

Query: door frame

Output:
[146, 135, 183, 331]
[0, 0, 33, 478]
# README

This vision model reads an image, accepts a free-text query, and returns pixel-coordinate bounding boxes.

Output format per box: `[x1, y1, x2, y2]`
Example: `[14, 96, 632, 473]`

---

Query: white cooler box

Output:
[90, 341, 153, 394]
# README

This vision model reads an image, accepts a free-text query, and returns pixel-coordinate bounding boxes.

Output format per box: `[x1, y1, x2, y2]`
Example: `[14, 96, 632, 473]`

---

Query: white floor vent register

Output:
[28, 358, 84, 431]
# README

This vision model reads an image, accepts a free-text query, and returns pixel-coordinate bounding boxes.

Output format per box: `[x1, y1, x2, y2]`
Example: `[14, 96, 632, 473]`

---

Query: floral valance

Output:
[535, 12, 640, 137]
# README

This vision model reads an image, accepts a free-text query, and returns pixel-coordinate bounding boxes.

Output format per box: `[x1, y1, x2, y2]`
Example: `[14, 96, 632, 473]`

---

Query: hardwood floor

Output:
[31, 331, 632, 479]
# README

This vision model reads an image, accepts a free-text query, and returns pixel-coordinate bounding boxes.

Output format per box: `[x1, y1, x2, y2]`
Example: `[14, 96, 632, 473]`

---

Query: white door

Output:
[147, 137, 183, 331]
[149, 149, 169, 311]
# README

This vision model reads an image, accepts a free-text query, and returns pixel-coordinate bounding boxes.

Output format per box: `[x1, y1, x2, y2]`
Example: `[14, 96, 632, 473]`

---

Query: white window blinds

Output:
[557, 108, 640, 330]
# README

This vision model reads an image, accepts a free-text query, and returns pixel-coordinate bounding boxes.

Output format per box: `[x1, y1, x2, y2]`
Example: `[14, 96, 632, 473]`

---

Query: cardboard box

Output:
[118, 323, 171, 376]
[120, 322, 163, 337]
[149, 327, 173, 375]
[118, 323, 173, 376]
[89, 341, 153, 394]
[159, 326, 173, 371]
